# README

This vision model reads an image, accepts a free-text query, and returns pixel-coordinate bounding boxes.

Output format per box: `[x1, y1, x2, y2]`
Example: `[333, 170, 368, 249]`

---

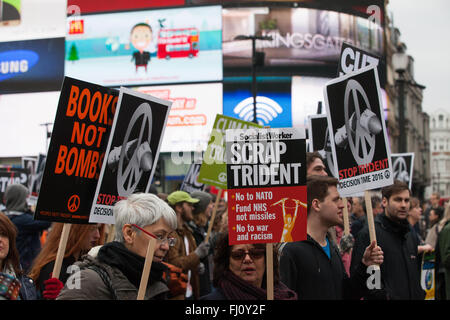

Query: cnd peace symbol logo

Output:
[343, 79, 382, 166]
[67, 194, 80, 213]
[392, 157, 409, 183]
[117, 103, 153, 197]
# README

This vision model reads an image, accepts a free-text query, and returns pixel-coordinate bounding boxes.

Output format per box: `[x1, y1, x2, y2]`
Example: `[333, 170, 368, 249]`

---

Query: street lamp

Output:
[234, 35, 272, 124]
[392, 48, 409, 153]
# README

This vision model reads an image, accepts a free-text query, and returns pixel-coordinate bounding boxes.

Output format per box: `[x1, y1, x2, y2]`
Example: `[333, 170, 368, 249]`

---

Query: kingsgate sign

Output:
[0, 50, 39, 81]
[261, 31, 353, 51]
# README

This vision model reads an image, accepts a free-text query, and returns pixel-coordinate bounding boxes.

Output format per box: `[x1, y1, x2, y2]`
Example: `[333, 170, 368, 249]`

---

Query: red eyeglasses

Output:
[131, 224, 176, 247]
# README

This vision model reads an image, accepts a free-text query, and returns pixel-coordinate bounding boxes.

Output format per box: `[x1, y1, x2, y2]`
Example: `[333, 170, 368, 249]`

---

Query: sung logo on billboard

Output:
[0, 49, 39, 81]
[0, 38, 65, 94]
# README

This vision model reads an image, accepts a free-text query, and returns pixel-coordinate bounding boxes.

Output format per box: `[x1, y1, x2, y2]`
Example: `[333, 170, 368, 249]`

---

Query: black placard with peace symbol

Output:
[391, 153, 414, 190]
[324, 66, 393, 196]
[308, 114, 337, 178]
[89, 88, 171, 224]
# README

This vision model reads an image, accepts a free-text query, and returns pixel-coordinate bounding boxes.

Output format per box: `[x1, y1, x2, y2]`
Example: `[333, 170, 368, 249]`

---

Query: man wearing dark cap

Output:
[166, 191, 210, 300]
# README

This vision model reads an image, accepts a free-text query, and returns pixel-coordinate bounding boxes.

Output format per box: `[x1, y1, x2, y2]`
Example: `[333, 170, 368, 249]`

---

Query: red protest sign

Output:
[226, 128, 307, 245]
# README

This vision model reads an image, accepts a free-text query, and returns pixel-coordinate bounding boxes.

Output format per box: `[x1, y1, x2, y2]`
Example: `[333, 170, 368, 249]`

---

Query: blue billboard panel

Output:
[223, 77, 292, 128]
[65, 6, 222, 87]
[0, 37, 65, 94]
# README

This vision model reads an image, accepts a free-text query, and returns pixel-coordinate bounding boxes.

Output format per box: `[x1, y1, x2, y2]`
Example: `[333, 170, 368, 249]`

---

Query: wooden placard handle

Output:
[137, 237, 157, 300]
[205, 188, 223, 243]
[343, 197, 350, 236]
[364, 190, 380, 270]
[52, 223, 72, 280]
[107, 224, 115, 243]
[266, 243, 274, 300]
[364, 191, 377, 244]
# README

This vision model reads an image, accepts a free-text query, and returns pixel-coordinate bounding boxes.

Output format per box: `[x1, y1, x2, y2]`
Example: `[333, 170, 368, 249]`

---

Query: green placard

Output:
[198, 115, 262, 189]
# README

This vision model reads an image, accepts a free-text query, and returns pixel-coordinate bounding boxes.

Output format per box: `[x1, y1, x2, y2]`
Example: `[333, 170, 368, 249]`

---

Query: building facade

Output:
[384, 7, 431, 200]
[430, 109, 450, 197]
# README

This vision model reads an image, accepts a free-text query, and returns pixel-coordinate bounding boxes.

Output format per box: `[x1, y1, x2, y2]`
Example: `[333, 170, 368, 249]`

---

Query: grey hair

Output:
[113, 193, 177, 242]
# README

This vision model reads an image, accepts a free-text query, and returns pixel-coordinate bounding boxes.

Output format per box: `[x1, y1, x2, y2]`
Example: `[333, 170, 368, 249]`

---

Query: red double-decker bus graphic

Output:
[157, 27, 199, 59]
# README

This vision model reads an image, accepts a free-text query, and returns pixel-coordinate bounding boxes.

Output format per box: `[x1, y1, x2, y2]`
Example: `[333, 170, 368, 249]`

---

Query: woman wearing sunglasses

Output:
[201, 233, 297, 300]
[57, 193, 177, 300]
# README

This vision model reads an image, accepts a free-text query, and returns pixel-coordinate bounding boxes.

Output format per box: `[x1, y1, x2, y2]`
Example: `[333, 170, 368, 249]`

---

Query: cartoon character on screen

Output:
[272, 198, 306, 242]
[130, 23, 153, 72]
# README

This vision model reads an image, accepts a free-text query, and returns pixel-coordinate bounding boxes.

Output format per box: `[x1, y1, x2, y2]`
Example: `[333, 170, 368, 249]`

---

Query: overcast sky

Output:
[386, 0, 450, 115]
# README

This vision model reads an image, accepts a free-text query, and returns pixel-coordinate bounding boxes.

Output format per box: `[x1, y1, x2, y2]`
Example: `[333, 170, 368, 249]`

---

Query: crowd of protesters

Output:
[1, 152, 450, 300]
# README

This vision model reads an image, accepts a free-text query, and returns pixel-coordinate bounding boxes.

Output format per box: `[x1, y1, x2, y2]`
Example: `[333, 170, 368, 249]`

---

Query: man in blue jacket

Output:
[4, 184, 51, 272]
[279, 175, 384, 299]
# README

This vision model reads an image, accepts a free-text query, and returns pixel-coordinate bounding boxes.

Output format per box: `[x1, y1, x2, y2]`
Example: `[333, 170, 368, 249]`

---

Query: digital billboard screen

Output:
[65, 5, 223, 87]
[67, 0, 185, 14]
[0, 0, 66, 42]
[189, 0, 385, 24]
[223, 76, 291, 128]
[223, 6, 384, 79]
[0, 37, 65, 94]
[134, 82, 222, 153]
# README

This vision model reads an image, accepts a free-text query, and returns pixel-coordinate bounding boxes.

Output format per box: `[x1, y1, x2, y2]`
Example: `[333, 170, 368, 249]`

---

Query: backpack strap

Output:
[85, 265, 117, 300]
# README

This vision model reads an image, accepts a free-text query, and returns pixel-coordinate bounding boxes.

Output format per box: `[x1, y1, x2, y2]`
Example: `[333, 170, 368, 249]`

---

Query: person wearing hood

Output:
[3, 184, 51, 273]
[351, 180, 425, 300]
[279, 176, 384, 299]
[189, 191, 213, 297]
[57, 193, 177, 300]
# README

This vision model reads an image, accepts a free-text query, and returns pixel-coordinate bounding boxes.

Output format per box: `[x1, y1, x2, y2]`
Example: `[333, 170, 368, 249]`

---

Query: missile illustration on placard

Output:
[334, 109, 382, 148]
[107, 102, 154, 197]
[333, 79, 383, 166]
[107, 139, 153, 173]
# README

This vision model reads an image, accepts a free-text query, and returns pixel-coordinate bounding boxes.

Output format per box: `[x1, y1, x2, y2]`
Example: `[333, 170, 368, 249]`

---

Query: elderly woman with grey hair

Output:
[57, 193, 177, 300]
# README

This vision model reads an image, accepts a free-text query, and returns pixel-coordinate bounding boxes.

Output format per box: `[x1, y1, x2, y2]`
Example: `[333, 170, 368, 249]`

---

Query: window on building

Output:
[439, 114, 444, 127]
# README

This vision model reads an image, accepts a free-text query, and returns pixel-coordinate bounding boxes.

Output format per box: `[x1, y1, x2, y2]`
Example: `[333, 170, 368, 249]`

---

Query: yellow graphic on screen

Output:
[271, 198, 306, 242]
